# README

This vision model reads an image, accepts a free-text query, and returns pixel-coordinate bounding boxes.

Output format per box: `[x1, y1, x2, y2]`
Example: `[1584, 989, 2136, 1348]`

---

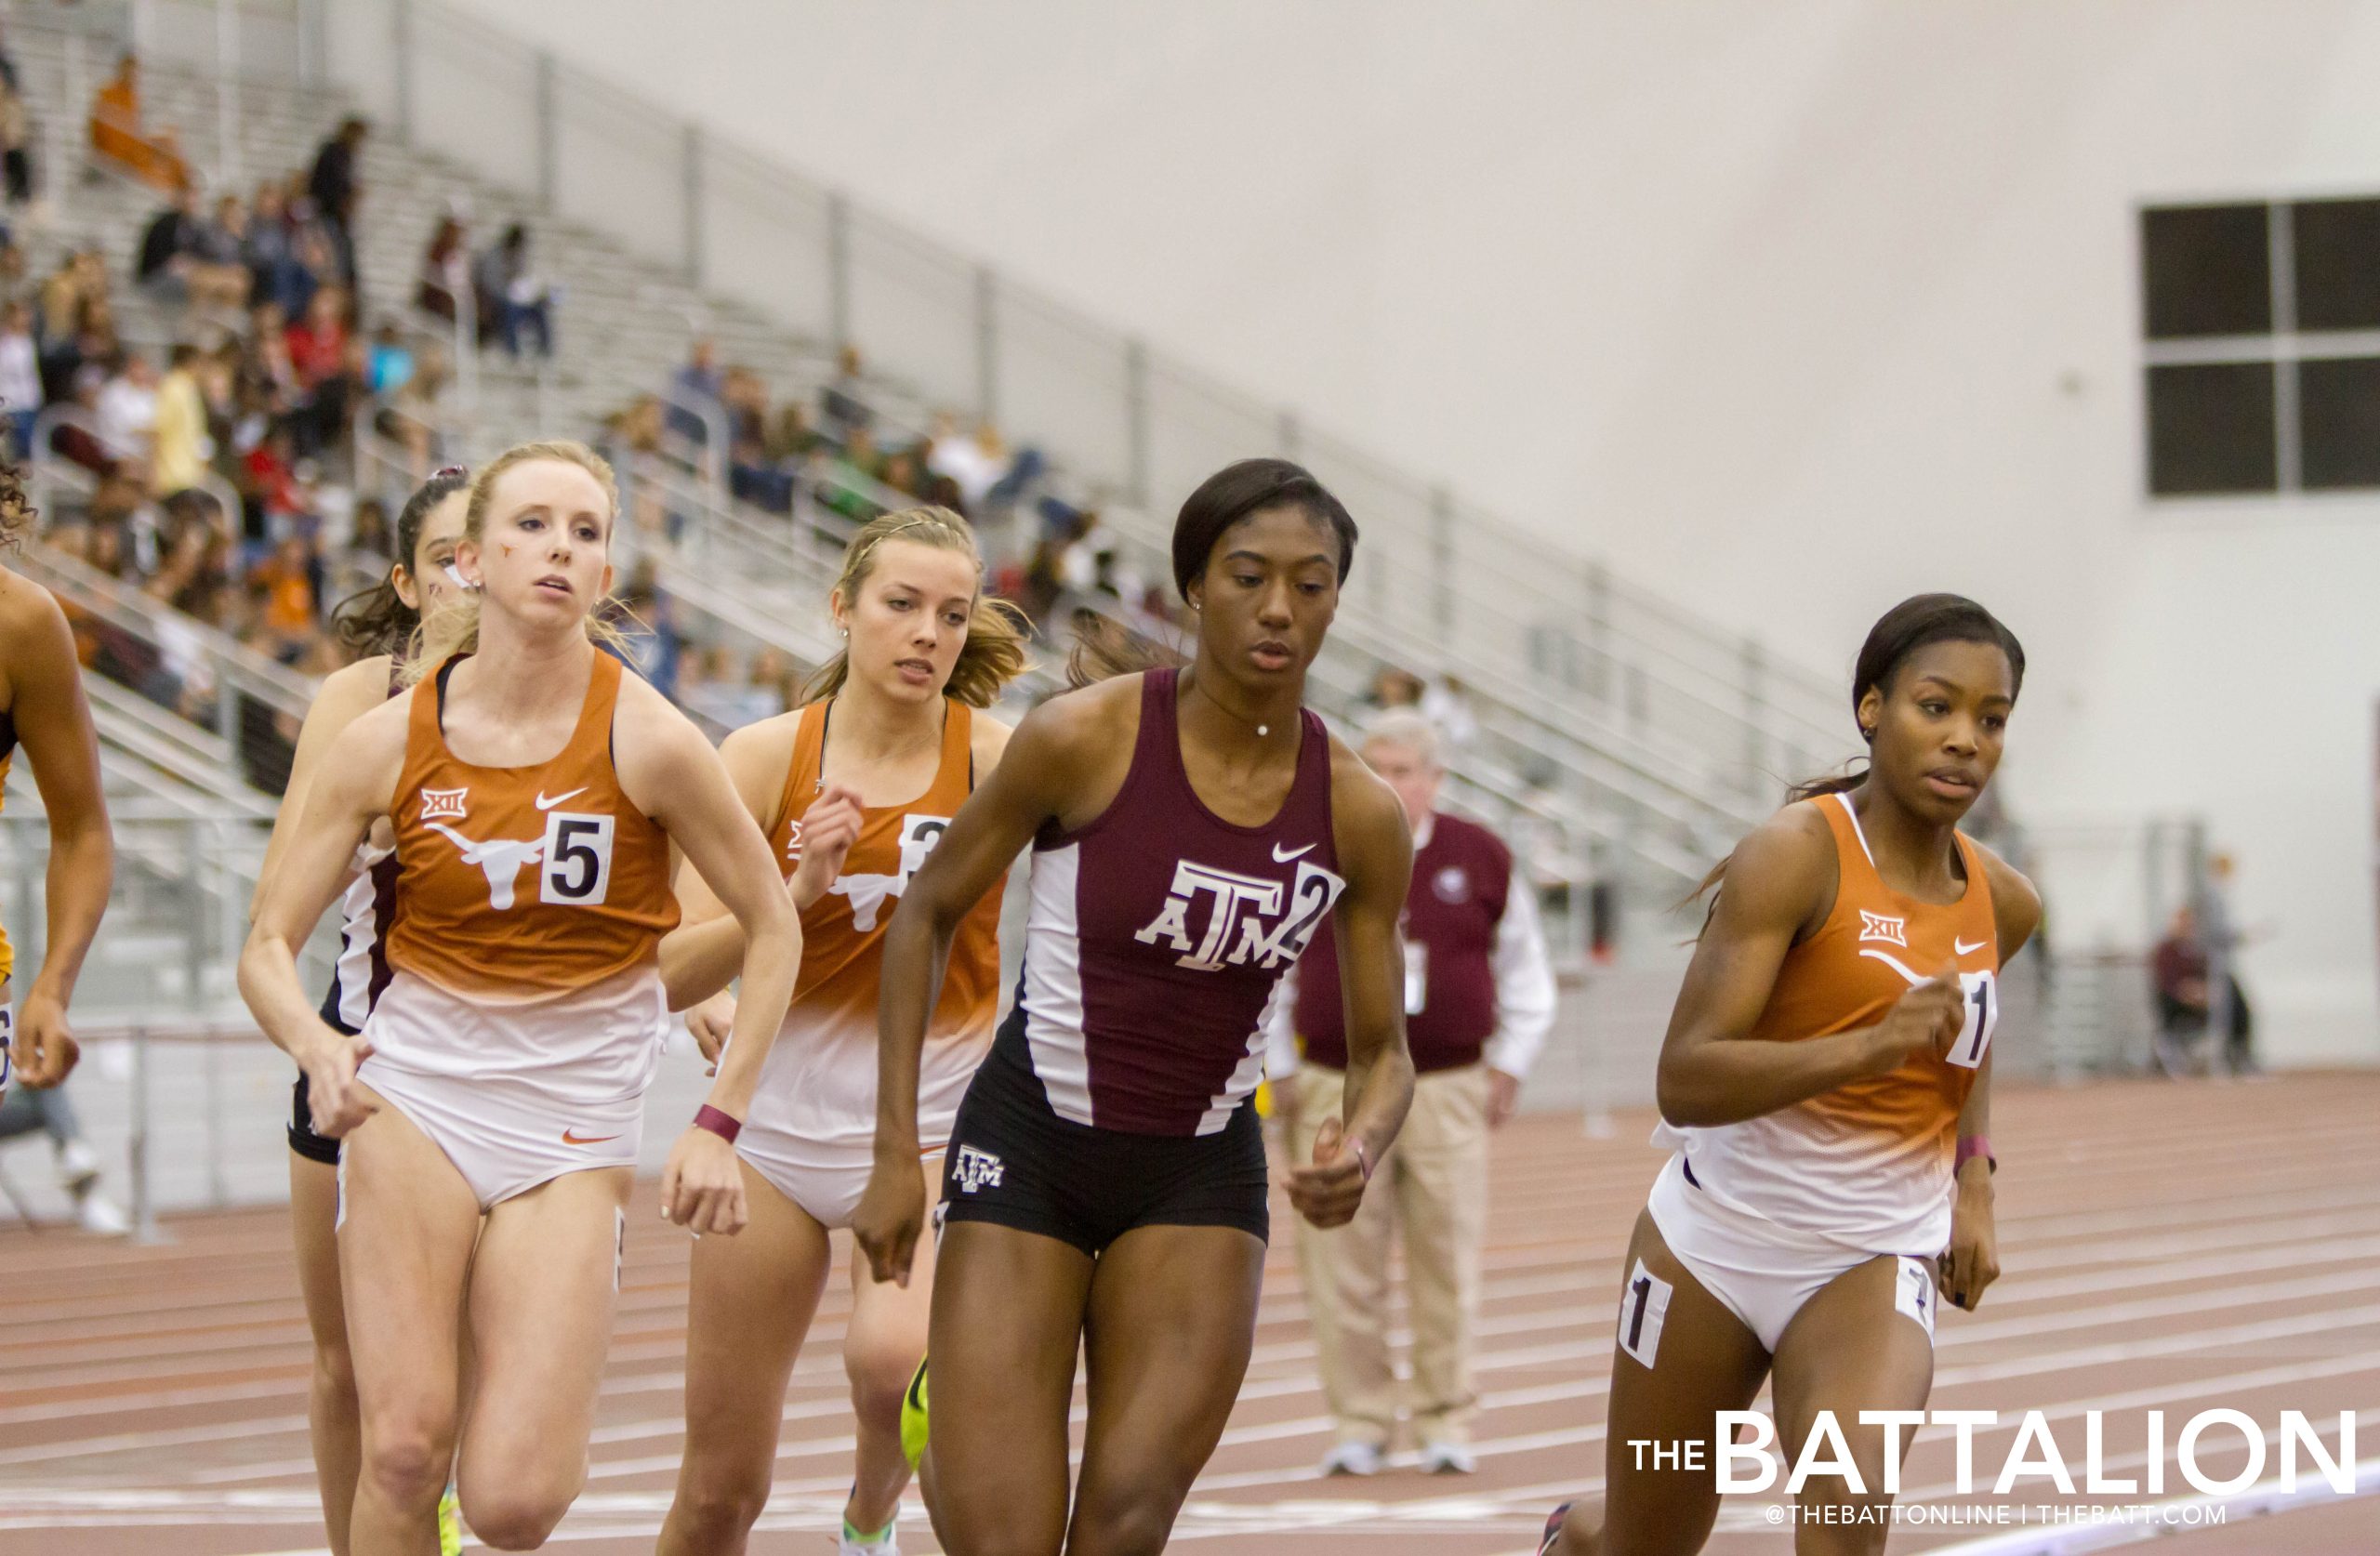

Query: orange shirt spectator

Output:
[88, 54, 189, 193]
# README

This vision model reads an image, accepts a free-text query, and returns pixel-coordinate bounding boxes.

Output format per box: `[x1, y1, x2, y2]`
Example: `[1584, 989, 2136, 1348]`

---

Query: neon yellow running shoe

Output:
[438, 1484, 463, 1556]
[899, 1354, 930, 1471]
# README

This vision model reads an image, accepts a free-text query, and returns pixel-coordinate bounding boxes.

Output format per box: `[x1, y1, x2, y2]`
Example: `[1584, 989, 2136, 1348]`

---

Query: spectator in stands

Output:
[284, 284, 353, 452]
[747, 644, 800, 716]
[1421, 671, 1479, 751]
[366, 320, 415, 395]
[0, 54, 32, 208]
[193, 193, 252, 306]
[249, 532, 320, 655]
[152, 342, 213, 497]
[769, 400, 825, 466]
[1269, 711, 1555, 1478]
[240, 298, 299, 411]
[2156, 863, 2257, 1076]
[474, 222, 554, 359]
[668, 336, 722, 446]
[416, 212, 470, 326]
[245, 179, 312, 317]
[926, 414, 1015, 512]
[97, 351, 160, 467]
[307, 115, 367, 288]
[1364, 664, 1426, 712]
[822, 341, 871, 433]
[88, 52, 190, 193]
[0, 298, 40, 457]
[33, 254, 86, 403]
[137, 186, 250, 310]
[48, 365, 112, 476]
[614, 557, 681, 697]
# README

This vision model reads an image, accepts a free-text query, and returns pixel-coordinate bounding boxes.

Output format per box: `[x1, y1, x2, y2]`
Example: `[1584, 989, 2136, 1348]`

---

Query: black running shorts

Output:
[937, 1023, 1270, 1257]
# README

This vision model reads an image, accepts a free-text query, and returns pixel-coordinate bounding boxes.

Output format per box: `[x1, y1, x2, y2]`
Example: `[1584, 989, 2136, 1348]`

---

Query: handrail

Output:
[13, 531, 321, 719]
[29, 405, 250, 547]
[654, 380, 728, 495]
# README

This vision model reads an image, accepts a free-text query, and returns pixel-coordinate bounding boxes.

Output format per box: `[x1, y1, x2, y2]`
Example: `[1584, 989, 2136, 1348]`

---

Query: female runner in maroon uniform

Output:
[853, 458, 1417, 1555]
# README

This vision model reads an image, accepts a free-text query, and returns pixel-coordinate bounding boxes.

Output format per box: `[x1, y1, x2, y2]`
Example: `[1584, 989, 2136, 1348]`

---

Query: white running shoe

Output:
[1318, 1441, 1387, 1477]
[1420, 1440, 1478, 1474]
[837, 1520, 899, 1556]
[56, 1140, 101, 1194]
[77, 1192, 130, 1237]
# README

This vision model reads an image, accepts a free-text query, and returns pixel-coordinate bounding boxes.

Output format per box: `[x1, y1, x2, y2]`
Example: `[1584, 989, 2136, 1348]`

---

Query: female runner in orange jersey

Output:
[656, 506, 1027, 1556]
[1544, 594, 2042, 1556]
[242, 441, 803, 1554]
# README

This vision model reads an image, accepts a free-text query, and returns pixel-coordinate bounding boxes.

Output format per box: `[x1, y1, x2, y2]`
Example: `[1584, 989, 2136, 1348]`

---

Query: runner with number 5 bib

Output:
[1542, 595, 2042, 1556]
[241, 442, 803, 1552]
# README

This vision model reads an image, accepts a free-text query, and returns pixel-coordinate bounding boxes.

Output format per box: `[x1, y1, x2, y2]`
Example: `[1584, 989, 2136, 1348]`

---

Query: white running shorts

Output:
[1643, 1152, 1937, 1355]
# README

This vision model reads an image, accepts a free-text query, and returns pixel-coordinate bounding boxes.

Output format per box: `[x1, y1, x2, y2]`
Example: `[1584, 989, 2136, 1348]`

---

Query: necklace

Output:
[1188, 668, 1273, 740]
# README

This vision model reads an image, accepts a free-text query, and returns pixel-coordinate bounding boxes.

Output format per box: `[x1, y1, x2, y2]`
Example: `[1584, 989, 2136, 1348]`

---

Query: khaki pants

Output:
[1288, 1062, 1488, 1450]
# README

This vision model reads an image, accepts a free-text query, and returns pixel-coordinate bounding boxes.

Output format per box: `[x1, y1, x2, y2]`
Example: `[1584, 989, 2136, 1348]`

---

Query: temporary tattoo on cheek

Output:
[501, 544, 514, 557]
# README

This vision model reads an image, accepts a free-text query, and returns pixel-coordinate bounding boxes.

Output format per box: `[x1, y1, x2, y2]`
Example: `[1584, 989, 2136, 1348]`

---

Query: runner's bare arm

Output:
[2, 581, 112, 1087]
[657, 716, 795, 1011]
[1289, 746, 1416, 1228]
[250, 655, 391, 922]
[239, 697, 406, 1135]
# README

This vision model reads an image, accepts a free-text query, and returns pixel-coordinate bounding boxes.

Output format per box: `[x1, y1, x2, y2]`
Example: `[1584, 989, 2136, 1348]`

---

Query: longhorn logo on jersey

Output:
[426, 810, 615, 911]
[829, 813, 952, 931]
[1133, 857, 1346, 972]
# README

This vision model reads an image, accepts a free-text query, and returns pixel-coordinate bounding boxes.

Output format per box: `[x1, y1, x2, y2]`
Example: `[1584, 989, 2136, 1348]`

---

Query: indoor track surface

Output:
[6, 1072, 2377, 1553]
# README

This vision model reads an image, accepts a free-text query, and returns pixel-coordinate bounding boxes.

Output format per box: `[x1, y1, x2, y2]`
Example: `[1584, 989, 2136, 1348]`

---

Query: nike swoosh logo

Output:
[1273, 842, 1316, 863]
[561, 1128, 620, 1145]
[1954, 938, 1988, 956]
[536, 787, 588, 811]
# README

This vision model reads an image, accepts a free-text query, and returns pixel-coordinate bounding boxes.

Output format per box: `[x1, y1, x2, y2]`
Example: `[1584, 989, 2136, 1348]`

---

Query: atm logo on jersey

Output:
[1858, 911, 1907, 948]
[1133, 857, 1346, 972]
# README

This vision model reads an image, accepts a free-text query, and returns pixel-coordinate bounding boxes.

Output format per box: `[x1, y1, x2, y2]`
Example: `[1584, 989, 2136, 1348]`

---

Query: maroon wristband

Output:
[694, 1104, 743, 1145]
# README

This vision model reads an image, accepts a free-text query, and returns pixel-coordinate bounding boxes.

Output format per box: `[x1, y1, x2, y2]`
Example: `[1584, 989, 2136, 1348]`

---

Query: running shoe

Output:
[1420, 1439, 1477, 1474]
[439, 1484, 462, 1556]
[1318, 1440, 1386, 1476]
[899, 1356, 930, 1471]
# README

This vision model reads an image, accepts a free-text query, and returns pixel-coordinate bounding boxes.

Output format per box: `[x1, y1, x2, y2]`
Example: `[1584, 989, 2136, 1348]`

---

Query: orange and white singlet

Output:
[364, 653, 680, 1114]
[734, 697, 1002, 1220]
[1656, 792, 2000, 1254]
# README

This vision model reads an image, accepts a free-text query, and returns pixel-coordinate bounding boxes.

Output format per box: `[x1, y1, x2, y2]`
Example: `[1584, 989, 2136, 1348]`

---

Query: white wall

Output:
[379, 0, 2380, 1062]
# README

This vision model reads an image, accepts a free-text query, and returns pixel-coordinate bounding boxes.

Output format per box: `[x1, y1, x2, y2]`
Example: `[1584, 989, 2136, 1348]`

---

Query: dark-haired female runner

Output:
[251, 467, 470, 1556]
[0, 450, 112, 1104]
[853, 457, 1417, 1555]
[1542, 593, 2042, 1556]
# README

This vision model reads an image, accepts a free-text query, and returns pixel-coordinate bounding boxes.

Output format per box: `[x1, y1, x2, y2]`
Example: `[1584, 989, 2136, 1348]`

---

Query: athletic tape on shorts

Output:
[1895, 1255, 1936, 1340]
[1618, 1258, 1674, 1369]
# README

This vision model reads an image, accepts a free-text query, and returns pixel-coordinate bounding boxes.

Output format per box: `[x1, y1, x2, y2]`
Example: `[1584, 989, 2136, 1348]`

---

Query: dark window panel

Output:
[2292, 199, 2380, 332]
[2141, 204, 2271, 339]
[2298, 356, 2380, 489]
[2146, 361, 2277, 495]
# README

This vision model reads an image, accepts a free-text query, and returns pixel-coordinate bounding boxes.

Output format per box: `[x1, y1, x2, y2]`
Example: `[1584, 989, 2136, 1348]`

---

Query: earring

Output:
[1859, 726, 1875, 744]
[838, 626, 848, 638]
